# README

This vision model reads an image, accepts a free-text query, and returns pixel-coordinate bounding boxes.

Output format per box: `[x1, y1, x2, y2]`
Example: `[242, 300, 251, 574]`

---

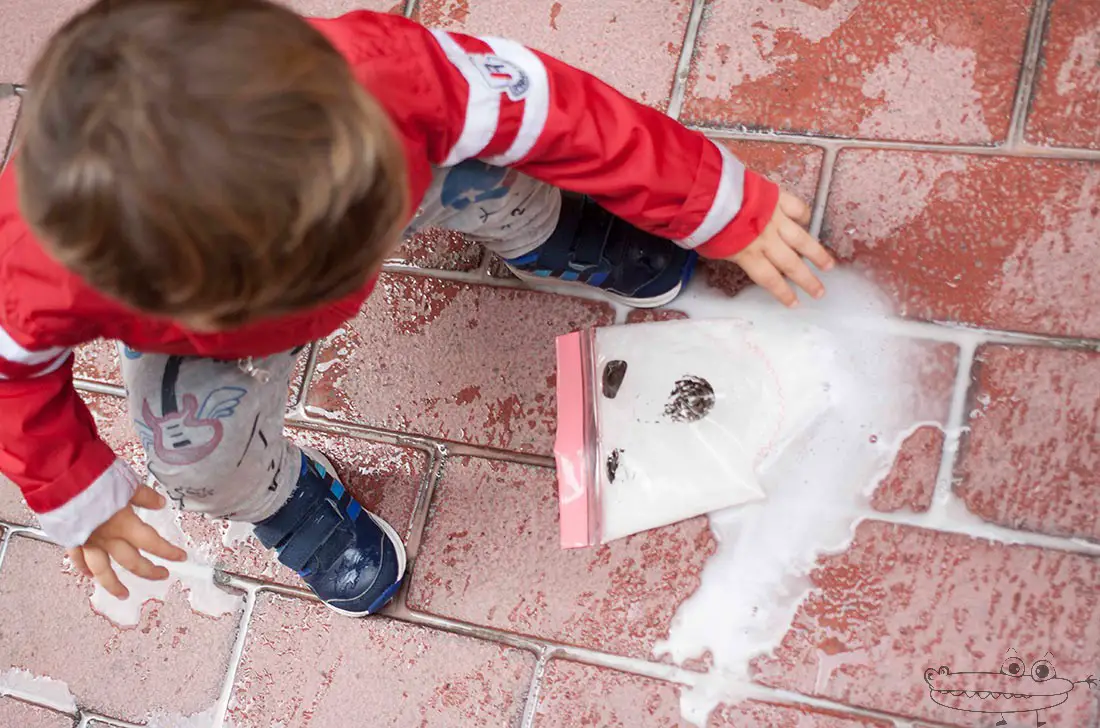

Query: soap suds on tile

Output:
[653, 269, 957, 726]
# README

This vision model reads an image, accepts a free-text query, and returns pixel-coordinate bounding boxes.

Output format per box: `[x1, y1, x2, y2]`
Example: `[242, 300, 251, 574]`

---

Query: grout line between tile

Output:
[72, 380, 127, 398]
[290, 341, 321, 413]
[77, 713, 141, 728]
[694, 125, 1100, 161]
[930, 340, 978, 510]
[665, 0, 707, 121]
[1006, 0, 1053, 148]
[210, 587, 258, 728]
[517, 650, 552, 728]
[393, 445, 448, 590]
[809, 145, 837, 239]
[1, 91, 24, 172]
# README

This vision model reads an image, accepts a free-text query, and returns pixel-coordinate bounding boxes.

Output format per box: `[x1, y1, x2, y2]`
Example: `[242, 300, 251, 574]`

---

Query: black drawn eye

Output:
[1001, 657, 1026, 677]
[1031, 660, 1056, 682]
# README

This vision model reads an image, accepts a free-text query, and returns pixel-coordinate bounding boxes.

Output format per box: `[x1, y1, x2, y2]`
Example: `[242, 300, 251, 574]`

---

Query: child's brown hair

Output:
[16, 0, 408, 330]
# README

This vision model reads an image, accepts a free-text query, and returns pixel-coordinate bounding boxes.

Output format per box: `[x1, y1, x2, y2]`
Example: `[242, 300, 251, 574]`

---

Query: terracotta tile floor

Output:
[2, 1, 1099, 727]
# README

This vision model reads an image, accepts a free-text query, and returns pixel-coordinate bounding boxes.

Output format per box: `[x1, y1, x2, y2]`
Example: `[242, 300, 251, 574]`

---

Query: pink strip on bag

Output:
[554, 331, 598, 548]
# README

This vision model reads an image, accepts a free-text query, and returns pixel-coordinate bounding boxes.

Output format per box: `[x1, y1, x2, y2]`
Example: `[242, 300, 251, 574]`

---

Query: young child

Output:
[0, 0, 834, 616]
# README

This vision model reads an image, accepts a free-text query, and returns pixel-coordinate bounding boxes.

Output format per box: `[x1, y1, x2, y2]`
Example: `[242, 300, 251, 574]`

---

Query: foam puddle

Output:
[85, 500, 243, 627]
[650, 269, 954, 725]
[0, 668, 77, 714]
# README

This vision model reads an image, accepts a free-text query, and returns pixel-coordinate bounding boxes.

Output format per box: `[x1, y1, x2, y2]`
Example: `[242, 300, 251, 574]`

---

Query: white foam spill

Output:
[651, 269, 957, 725]
[0, 668, 77, 714]
[220, 520, 254, 548]
[89, 504, 243, 627]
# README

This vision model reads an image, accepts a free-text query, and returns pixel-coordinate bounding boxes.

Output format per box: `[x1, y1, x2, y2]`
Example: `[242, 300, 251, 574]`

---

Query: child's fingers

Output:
[85, 547, 129, 599]
[778, 191, 812, 227]
[779, 219, 835, 271]
[738, 253, 798, 308]
[131, 522, 188, 563]
[67, 547, 92, 578]
[130, 484, 166, 510]
[109, 540, 170, 582]
[764, 241, 825, 300]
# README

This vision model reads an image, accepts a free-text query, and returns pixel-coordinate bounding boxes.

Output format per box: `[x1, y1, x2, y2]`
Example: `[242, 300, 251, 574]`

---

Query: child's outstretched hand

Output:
[66, 485, 187, 599]
[727, 190, 836, 307]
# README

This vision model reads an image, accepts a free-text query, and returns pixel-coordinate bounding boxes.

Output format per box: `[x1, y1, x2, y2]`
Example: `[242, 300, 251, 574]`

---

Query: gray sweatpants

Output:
[121, 162, 559, 522]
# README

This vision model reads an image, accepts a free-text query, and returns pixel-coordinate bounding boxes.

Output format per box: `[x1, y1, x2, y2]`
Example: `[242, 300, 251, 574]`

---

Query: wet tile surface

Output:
[0, 0, 91, 82]
[306, 274, 614, 454]
[227, 593, 534, 727]
[825, 151, 1100, 338]
[534, 660, 893, 728]
[0, 699, 73, 728]
[407, 457, 715, 660]
[416, 0, 693, 109]
[683, 0, 1033, 143]
[0, 536, 238, 722]
[753, 521, 1100, 727]
[956, 346, 1100, 541]
[1, 95, 18, 161]
[1, 0, 1098, 726]
[1026, 0, 1100, 149]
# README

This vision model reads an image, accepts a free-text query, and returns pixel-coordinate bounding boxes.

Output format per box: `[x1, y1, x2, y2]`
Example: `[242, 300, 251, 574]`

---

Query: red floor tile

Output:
[1, 96, 17, 160]
[227, 592, 534, 727]
[753, 521, 1100, 727]
[73, 340, 122, 387]
[416, 0, 692, 109]
[393, 228, 483, 272]
[626, 309, 689, 324]
[407, 457, 715, 660]
[683, 0, 1032, 143]
[533, 660, 892, 728]
[0, 699, 72, 728]
[955, 346, 1100, 541]
[281, 0, 402, 15]
[869, 426, 944, 514]
[0, 478, 33, 525]
[0, 1, 89, 82]
[1026, 0, 1100, 149]
[825, 151, 1100, 338]
[703, 141, 825, 298]
[179, 429, 428, 589]
[306, 274, 613, 454]
[0, 536, 239, 722]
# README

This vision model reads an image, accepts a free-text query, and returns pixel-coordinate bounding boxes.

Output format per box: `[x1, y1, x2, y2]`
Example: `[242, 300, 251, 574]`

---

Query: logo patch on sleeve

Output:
[470, 54, 531, 101]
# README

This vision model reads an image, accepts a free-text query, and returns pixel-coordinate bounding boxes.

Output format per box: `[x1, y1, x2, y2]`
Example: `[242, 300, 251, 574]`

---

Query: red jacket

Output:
[0, 11, 778, 546]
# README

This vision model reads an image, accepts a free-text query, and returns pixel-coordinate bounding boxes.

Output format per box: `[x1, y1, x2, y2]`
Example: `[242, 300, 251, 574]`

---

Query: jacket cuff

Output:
[35, 458, 140, 547]
[695, 170, 780, 260]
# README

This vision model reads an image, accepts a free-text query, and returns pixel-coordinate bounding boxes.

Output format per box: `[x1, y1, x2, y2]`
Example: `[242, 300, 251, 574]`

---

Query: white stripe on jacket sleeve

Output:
[36, 458, 141, 548]
[479, 37, 550, 167]
[429, 29, 501, 166]
[677, 141, 747, 250]
[0, 323, 69, 365]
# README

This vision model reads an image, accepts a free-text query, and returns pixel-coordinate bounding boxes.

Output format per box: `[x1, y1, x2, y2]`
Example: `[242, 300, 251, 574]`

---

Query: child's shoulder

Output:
[0, 164, 103, 346]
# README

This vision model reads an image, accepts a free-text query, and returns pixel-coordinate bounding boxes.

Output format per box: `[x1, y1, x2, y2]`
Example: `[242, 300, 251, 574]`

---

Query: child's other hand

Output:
[66, 485, 187, 599]
[727, 190, 836, 308]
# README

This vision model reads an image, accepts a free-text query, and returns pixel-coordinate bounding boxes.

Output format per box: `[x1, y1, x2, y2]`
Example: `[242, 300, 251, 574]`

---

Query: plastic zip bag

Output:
[554, 317, 838, 548]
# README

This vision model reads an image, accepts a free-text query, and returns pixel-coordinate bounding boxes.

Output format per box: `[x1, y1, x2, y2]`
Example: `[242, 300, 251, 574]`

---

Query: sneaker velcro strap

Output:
[277, 499, 346, 573]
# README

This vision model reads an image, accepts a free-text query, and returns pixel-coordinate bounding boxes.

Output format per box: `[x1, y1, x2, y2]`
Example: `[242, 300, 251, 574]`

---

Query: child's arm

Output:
[318, 13, 833, 305]
[0, 337, 185, 595]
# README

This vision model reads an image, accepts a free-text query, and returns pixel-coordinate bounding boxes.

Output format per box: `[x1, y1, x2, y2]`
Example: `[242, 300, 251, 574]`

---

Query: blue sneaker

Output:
[505, 191, 697, 308]
[253, 448, 406, 616]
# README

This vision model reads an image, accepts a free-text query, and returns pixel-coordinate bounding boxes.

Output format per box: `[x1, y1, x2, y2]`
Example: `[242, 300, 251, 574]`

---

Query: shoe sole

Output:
[299, 446, 409, 618]
[505, 265, 684, 309]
